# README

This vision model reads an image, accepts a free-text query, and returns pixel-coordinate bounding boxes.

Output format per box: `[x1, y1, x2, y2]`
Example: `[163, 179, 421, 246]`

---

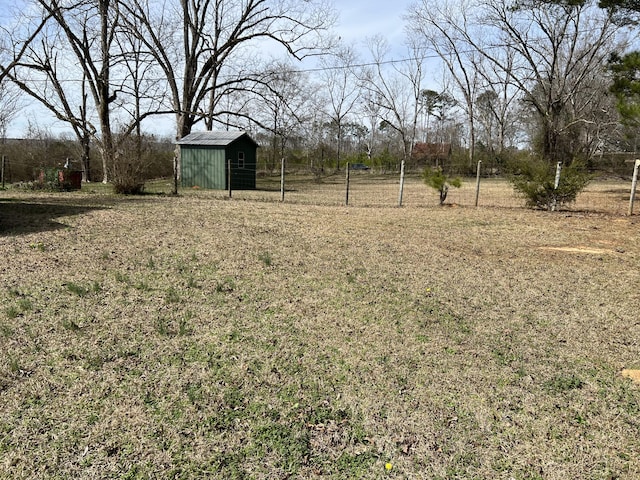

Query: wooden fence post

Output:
[1, 155, 5, 189]
[172, 153, 178, 195]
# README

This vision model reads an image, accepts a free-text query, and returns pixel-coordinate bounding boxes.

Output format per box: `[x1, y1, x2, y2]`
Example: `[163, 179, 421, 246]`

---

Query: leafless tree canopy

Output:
[0, 0, 637, 183]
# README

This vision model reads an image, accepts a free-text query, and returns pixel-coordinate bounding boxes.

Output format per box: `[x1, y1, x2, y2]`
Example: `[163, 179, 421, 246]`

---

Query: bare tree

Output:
[0, 81, 21, 143]
[484, 0, 622, 164]
[407, 0, 482, 168]
[111, 15, 170, 190]
[120, 0, 336, 182]
[0, 3, 51, 83]
[249, 61, 315, 172]
[472, 49, 521, 156]
[360, 35, 425, 167]
[7, 0, 122, 183]
[409, 0, 626, 166]
[8, 0, 167, 186]
[317, 44, 361, 170]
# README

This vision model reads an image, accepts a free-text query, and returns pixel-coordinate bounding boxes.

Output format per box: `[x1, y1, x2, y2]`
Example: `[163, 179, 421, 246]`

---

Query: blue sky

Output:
[335, 0, 413, 54]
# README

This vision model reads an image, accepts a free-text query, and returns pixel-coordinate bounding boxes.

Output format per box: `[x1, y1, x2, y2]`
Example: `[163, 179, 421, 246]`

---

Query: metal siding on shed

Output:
[178, 131, 258, 190]
[180, 146, 226, 189]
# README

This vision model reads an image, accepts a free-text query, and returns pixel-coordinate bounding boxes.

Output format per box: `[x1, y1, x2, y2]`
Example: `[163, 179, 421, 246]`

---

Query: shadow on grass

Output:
[0, 197, 111, 236]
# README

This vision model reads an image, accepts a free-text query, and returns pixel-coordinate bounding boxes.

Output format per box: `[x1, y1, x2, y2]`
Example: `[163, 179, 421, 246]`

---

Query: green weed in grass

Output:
[134, 280, 151, 292]
[155, 317, 170, 336]
[0, 323, 14, 337]
[179, 312, 193, 336]
[215, 277, 235, 293]
[331, 451, 378, 477]
[61, 319, 81, 332]
[16, 298, 33, 312]
[186, 275, 199, 289]
[252, 422, 311, 474]
[165, 287, 181, 304]
[545, 374, 585, 393]
[115, 271, 131, 284]
[28, 241, 45, 252]
[86, 353, 109, 370]
[66, 282, 89, 296]
[4, 306, 19, 319]
[258, 251, 272, 267]
[205, 451, 249, 479]
[7, 288, 22, 298]
[7, 356, 20, 374]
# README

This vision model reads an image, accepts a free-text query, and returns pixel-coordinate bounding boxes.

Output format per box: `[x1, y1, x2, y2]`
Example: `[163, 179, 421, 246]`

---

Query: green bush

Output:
[507, 157, 592, 211]
[371, 148, 399, 172]
[423, 167, 462, 205]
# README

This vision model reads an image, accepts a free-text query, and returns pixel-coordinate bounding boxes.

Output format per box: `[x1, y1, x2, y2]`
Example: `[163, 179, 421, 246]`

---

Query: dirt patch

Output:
[621, 369, 640, 383]
[540, 246, 620, 255]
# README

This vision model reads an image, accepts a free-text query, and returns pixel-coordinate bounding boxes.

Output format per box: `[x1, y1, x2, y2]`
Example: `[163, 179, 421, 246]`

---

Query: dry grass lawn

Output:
[0, 181, 639, 479]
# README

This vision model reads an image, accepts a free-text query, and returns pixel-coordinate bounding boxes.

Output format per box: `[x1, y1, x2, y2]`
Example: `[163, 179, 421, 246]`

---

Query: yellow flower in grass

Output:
[385, 462, 393, 471]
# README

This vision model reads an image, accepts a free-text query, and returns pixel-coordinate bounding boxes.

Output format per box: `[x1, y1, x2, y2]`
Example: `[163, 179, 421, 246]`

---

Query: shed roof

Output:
[176, 130, 258, 147]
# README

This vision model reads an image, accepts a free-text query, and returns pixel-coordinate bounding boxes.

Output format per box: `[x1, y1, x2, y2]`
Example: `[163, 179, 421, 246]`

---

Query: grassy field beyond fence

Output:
[0, 187, 639, 479]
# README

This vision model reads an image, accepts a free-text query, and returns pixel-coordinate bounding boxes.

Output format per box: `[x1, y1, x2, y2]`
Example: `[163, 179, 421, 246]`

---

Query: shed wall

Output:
[180, 146, 226, 189]
[227, 138, 257, 190]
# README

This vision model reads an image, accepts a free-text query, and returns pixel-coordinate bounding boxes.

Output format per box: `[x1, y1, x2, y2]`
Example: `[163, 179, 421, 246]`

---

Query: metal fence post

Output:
[345, 162, 350, 205]
[551, 161, 562, 211]
[475, 160, 482, 207]
[629, 159, 640, 216]
[398, 160, 405, 207]
[280, 158, 285, 202]
[228, 159, 232, 198]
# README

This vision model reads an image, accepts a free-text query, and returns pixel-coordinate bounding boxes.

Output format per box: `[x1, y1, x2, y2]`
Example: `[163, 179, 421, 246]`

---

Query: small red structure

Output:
[38, 169, 82, 190]
[412, 142, 452, 168]
[59, 170, 82, 190]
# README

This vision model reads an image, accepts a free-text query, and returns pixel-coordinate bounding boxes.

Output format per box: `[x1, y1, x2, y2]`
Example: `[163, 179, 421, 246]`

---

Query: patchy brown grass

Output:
[1, 182, 639, 479]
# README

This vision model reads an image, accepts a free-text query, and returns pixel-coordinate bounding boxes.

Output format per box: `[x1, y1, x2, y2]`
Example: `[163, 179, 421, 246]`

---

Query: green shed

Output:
[177, 131, 258, 190]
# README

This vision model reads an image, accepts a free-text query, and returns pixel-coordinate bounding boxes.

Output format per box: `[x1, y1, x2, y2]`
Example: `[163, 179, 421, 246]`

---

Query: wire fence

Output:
[177, 170, 637, 216]
[3, 158, 636, 216]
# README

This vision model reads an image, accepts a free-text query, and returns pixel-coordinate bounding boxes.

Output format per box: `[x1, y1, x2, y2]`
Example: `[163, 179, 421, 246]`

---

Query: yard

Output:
[0, 180, 639, 479]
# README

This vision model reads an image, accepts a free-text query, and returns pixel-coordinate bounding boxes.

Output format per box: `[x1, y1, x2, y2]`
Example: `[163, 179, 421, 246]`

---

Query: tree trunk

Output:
[98, 0, 112, 184]
[80, 135, 91, 182]
[175, 112, 194, 181]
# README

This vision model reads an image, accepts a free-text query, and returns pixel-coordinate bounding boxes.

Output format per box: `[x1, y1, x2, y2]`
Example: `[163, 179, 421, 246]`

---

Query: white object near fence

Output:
[629, 159, 640, 216]
[280, 158, 285, 202]
[551, 161, 562, 211]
